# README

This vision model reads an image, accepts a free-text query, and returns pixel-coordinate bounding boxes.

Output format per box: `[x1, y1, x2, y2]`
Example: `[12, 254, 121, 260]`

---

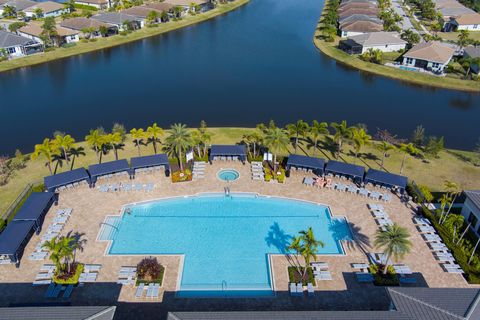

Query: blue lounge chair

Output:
[399, 277, 417, 284]
[356, 272, 374, 283]
[63, 284, 74, 299]
[44, 283, 55, 298]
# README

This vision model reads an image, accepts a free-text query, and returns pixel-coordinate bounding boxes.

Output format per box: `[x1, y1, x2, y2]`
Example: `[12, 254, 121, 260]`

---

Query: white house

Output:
[402, 42, 455, 73]
[339, 31, 407, 54]
[461, 190, 480, 237]
[23, 1, 69, 18]
[18, 22, 79, 46]
[164, 0, 210, 15]
[448, 13, 480, 31]
[91, 12, 144, 31]
[0, 29, 43, 58]
[74, 0, 111, 10]
[0, 0, 36, 16]
[339, 19, 383, 37]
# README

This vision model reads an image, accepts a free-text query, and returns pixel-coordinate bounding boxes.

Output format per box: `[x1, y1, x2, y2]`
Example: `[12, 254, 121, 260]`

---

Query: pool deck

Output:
[0, 161, 474, 318]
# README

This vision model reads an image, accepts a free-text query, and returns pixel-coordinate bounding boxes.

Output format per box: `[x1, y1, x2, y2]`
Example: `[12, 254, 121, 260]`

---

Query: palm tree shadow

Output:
[265, 222, 292, 254]
[329, 219, 371, 255]
[317, 137, 336, 160]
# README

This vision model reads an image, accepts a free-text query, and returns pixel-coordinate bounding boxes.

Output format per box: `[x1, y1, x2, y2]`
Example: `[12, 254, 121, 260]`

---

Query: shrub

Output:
[288, 266, 315, 286]
[171, 169, 192, 183]
[137, 257, 164, 284]
[369, 264, 399, 286]
[61, 42, 77, 48]
[119, 31, 128, 36]
[0, 219, 6, 233]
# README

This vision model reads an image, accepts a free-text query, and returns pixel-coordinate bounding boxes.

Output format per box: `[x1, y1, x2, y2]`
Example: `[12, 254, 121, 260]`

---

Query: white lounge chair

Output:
[352, 263, 369, 270]
[29, 252, 48, 260]
[33, 279, 51, 286]
[289, 283, 296, 296]
[135, 283, 145, 298]
[146, 283, 155, 298]
[307, 283, 315, 297]
[84, 264, 102, 272]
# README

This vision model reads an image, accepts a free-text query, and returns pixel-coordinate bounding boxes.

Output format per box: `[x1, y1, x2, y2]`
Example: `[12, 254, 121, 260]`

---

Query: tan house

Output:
[339, 20, 383, 37]
[23, 1, 68, 18]
[402, 42, 455, 73]
[164, 0, 210, 14]
[121, 6, 169, 22]
[339, 7, 378, 19]
[60, 17, 116, 38]
[18, 22, 79, 46]
[74, 0, 110, 10]
[448, 12, 480, 31]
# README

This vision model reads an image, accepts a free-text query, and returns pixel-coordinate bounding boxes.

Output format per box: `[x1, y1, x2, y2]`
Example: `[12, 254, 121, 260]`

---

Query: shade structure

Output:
[286, 154, 325, 175]
[209, 145, 247, 163]
[325, 160, 365, 181]
[88, 159, 130, 184]
[130, 154, 170, 176]
[0, 220, 36, 263]
[44, 168, 91, 192]
[12, 192, 57, 231]
[364, 169, 408, 192]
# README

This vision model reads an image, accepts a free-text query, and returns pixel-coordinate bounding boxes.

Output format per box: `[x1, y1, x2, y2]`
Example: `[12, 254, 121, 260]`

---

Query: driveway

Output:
[391, 0, 417, 32]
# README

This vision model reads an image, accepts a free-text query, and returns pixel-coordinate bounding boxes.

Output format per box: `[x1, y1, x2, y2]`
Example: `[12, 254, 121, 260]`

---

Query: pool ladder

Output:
[222, 280, 228, 293]
[224, 187, 230, 196]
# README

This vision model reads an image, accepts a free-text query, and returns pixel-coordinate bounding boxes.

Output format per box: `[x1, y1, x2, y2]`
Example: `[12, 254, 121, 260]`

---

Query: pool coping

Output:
[216, 168, 241, 182]
[96, 192, 353, 297]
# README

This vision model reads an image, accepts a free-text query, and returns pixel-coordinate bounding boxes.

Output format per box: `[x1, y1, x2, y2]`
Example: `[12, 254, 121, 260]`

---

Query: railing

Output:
[1, 180, 43, 223]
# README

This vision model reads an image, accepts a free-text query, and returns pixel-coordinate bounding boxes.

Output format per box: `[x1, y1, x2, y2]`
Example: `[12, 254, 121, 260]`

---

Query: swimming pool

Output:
[103, 193, 352, 297]
[217, 169, 240, 182]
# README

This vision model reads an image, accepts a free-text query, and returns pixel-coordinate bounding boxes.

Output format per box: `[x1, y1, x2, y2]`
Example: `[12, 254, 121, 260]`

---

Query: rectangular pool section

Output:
[105, 193, 352, 297]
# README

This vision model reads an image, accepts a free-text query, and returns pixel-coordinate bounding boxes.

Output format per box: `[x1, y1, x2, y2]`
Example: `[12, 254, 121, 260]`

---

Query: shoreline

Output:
[0, 0, 250, 74]
[312, 3, 480, 93]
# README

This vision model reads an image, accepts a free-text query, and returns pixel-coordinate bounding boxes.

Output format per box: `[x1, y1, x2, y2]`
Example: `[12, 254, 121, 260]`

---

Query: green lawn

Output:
[1, 127, 480, 215]
[438, 31, 480, 43]
[0, 0, 250, 73]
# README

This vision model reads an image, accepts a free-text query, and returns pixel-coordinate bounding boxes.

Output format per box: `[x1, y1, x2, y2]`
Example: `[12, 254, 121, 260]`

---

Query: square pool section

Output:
[105, 194, 352, 297]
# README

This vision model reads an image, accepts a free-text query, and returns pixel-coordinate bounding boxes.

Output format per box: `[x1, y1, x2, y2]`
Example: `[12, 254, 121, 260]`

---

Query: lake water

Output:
[0, 0, 479, 155]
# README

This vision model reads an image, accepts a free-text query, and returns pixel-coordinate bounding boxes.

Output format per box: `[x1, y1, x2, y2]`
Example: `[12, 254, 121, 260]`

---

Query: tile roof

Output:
[388, 287, 480, 320]
[403, 41, 455, 64]
[339, 13, 382, 25]
[121, 6, 162, 18]
[348, 31, 407, 46]
[164, 0, 208, 6]
[339, 7, 379, 19]
[75, 0, 108, 4]
[19, 22, 79, 37]
[92, 12, 141, 25]
[167, 311, 412, 320]
[144, 2, 174, 11]
[23, 1, 64, 13]
[0, 306, 116, 320]
[0, 30, 36, 48]
[341, 20, 383, 32]
[465, 190, 480, 211]
[60, 17, 110, 31]
[1, 0, 36, 11]
[454, 12, 480, 25]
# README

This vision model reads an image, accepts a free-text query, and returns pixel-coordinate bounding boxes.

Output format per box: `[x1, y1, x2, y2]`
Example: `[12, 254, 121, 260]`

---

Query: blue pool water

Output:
[106, 194, 352, 297]
[218, 169, 240, 182]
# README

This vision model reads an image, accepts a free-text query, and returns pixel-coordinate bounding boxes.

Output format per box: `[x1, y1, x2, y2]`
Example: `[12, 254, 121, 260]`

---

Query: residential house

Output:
[0, 0, 36, 16]
[121, 6, 164, 24]
[167, 287, 480, 320]
[74, 0, 111, 10]
[143, 3, 175, 20]
[339, 13, 382, 25]
[339, 31, 407, 54]
[0, 29, 43, 58]
[23, 1, 69, 18]
[60, 17, 117, 38]
[463, 46, 480, 74]
[164, 0, 210, 15]
[461, 190, 480, 237]
[402, 41, 455, 73]
[91, 12, 144, 31]
[339, 20, 383, 37]
[339, 7, 379, 20]
[448, 12, 480, 31]
[339, 2, 378, 12]
[18, 22, 79, 46]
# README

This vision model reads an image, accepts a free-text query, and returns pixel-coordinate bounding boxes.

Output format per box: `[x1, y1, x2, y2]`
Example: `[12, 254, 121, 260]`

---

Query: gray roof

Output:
[388, 287, 480, 320]
[465, 190, 480, 211]
[439, 7, 474, 17]
[0, 306, 116, 320]
[167, 311, 412, 320]
[339, 13, 382, 26]
[92, 12, 142, 25]
[1, 0, 36, 11]
[0, 30, 36, 48]
[348, 31, 407, 46]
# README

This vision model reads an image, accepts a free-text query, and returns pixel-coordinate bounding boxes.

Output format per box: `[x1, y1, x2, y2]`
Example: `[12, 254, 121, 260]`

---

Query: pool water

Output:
[217, 169, 240, 182]
[106, 194, 352, 297]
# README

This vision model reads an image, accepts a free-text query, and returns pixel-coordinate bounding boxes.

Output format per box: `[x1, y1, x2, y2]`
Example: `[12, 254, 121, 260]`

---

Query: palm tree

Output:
[165, 123, 192, 172]
[53, 134, 75, 168]
[85, 129, 105, 163]
[298, 227, 324, 279]
[330, 120, 353, 158]
[376, 141, 395, 169]
[374, 224, 412, 274]
[398, 143, 419, 175]
[146, 123, 164, 154]
[286, 120, 309, 154]
[440, 180, 461, 225]
[438, 193, 451, 222]
[309, 120, 329, 156]
[444, 214, 464, 240]
[458, 30, 470, 49]
[31, 138, 58, 175]
[67, 146, 85, 170]
[263, 127, 289, 172]
[105, 132, 123, 160]
[42, 236, 74, 274]
[130, 128, 145, 156]
[352, 127, 371, 160]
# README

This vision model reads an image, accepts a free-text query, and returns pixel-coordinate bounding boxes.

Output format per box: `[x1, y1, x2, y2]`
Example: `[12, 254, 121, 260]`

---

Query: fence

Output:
[1, 180, 44, 223]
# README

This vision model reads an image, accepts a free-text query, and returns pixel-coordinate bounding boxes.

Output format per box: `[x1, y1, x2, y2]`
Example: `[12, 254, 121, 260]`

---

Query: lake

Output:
[0, 0, 479, 155]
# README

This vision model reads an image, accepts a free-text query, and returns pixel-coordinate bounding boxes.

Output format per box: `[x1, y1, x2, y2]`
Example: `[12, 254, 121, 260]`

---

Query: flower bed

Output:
[53, 263, 84, 285]
[265, 168, 286, 183]
[135, 257, 165, 286]
[368, 264, 399, 286]
[171, 169, 192, 183]
[287, 266, 315, 286]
